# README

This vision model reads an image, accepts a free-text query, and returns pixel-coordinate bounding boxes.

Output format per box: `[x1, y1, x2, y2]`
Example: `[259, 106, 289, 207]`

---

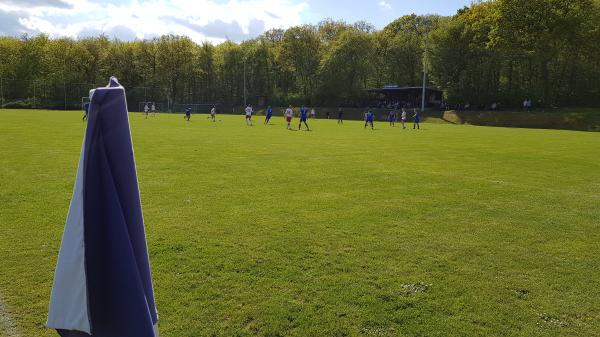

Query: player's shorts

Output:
[414, 118, 420, 123]
[246, 115, 252, 118]
[286, 116, 292, 122]
[300, 117, 307, 122]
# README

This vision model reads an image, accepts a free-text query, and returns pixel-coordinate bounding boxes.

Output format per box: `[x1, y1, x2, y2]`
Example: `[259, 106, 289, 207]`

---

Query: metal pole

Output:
[64, 82, 67, 110]
[63, 60, 67, 111]
[421, 70, 426, 112]
[33, 81, 36, 109]
[0, 77, 3, 108]
[243, 61, 247, 107]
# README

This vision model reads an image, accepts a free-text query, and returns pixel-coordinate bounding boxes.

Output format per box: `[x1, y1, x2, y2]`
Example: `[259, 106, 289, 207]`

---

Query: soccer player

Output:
[210, 105, 217, 122]
[151, 102, 156, 116]
[364, 110, 374, 129]
[284, 105, 294, 130]
[265, 105, 273, 124]
[184, 107, 192, 121]
[401, 108, 407, 129]
[337, 107, 344, 124]
[310, 108, 316, 119]
[82, 102, 90, 121]
[299, 105, 310, 131]
[389, 110, 396, 127]
[143, 103, 149, 119]
[413, 108, 420, 129]
[245, 105, 253, 126]
[365, 109, 375, 130]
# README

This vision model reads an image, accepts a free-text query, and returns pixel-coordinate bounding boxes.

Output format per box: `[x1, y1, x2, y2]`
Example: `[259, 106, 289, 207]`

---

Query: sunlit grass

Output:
[1, 109, 599, 337]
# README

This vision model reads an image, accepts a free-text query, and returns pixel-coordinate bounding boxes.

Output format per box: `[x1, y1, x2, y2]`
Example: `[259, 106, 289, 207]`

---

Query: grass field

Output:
[1, 109, 599, 337]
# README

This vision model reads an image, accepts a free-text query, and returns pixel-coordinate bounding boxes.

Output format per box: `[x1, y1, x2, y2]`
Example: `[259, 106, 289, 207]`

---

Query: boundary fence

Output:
[0, 79, 227, 112]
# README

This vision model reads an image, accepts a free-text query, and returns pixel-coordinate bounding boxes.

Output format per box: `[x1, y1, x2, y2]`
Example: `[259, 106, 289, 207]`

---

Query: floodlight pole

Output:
[63, 60, 67, 110]
[421, 71, 426, 112]
[415, 20, 430, 113]
[243, 60, 247, 107]
[421, 33, 428, 113]
[0, 77, 3, 108]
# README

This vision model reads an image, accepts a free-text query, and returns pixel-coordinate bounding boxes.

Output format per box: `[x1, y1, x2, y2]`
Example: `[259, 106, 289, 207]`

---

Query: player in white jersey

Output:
[143, 103, 149, 119]
[310, 108, 316, 119]
[151, 102, 156, 116]
[210, 105, 217, 122]
[284, 106, 294, 130]
[245, 105, 253, 126]
[401, 108, 407, 129]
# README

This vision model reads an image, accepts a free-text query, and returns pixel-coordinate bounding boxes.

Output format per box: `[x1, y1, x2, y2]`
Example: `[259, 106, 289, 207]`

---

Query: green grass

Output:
[440, 108, 600, 131]
[1, 109, 599, 337]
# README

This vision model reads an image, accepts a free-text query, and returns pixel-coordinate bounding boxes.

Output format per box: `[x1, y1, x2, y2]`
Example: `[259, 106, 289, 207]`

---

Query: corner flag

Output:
[47, 77, 159, 337]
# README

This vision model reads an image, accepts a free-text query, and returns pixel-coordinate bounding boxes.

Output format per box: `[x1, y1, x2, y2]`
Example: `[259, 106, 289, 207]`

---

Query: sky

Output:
[0, 0, 473, 44]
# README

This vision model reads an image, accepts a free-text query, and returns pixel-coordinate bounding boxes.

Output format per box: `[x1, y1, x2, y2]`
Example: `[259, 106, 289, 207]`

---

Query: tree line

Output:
[0, 0, 599, 110]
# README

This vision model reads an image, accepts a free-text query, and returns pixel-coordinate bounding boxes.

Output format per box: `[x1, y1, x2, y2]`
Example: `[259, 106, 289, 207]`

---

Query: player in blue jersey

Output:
[413, 108, 420, 129]
[82, 102, 90, 121]
[337, 107, 344, 124]
[184, 107, 192, 121]
[389, 110, 396, 127]
[364, 109, 374, 129]
[298, 105, 310, 131]
[265, 105, 273, 125]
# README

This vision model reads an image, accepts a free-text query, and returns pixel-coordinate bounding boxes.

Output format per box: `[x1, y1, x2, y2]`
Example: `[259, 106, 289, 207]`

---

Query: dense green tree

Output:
[156, 35, 195, 104]
[279, 25, 321, 103]
[379, 15, 443, 88]
[319, 29, 375, 105]
[1, 1, 599, 110]
[428, 0, 600, 107]
[428, 2, 502, 105]
[214, 41, 244, 105]
[197, 42, 216, 102]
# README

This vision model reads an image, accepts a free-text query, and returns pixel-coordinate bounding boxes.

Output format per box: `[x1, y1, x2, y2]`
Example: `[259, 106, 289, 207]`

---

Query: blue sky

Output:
[302, 0, 472, 25]
[0, 0, 473, 43]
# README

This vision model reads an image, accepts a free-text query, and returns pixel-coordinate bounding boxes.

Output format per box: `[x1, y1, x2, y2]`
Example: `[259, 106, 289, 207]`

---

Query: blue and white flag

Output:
[47, 77, 159, 337]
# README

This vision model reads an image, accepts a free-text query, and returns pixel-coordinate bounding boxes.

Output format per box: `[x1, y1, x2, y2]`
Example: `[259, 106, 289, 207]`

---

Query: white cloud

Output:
[378, 1, 392, 10]
[0, 0, 309, 43]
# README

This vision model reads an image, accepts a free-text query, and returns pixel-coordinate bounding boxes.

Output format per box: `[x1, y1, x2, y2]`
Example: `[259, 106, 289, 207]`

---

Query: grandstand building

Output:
[368, 84, 443, 109]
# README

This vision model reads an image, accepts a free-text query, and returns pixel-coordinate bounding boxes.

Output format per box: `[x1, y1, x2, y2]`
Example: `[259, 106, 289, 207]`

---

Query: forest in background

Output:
[0, 0, 599, 110]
